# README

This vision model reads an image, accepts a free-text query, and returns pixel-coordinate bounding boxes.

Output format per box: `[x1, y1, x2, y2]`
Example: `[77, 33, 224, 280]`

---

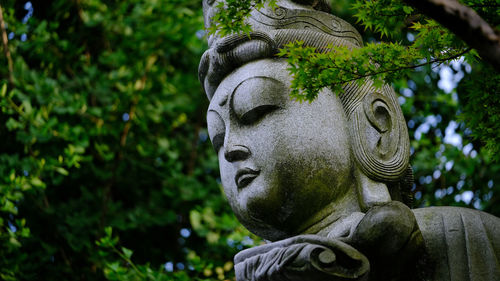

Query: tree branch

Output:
[317, 48, 471, 88]
[403, 0, 500, 71]
[0, 4, 14, 84]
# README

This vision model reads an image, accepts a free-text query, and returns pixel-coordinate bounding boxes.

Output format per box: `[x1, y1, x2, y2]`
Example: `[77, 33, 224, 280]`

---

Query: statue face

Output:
[207, 59, 356, 240]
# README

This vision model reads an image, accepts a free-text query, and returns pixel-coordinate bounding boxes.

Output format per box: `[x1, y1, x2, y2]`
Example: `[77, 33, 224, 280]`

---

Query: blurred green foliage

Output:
[0, 0, 260, 280]
[0, 0, 499, 280]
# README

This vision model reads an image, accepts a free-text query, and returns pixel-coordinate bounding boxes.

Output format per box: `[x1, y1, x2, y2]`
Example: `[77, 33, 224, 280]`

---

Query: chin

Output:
[233, 197, 304, 241]
[235, 208, 295, 241]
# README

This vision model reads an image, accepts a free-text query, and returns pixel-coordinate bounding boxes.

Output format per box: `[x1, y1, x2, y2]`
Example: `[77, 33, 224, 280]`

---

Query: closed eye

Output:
[240, 105, 281, 125]
[212, 133, 225, 152]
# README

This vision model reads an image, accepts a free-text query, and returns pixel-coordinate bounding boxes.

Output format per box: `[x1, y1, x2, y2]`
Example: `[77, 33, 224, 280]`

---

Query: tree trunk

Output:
[404, 0, 500, 72]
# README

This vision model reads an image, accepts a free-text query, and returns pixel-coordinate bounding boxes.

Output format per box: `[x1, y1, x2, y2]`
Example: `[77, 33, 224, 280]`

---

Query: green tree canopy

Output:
[0, 0, 499, 280]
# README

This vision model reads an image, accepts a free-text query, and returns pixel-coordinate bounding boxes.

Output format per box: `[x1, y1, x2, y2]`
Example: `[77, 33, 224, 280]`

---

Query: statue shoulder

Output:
[413, 206, 500, 281]
[413, 206, 500, 236]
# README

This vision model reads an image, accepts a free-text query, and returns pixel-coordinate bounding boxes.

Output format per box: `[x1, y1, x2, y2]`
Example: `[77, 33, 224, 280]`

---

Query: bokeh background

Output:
[1, 1, 499, 280]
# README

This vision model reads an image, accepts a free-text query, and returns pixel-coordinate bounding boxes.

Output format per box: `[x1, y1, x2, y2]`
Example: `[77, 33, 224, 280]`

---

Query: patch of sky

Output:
[462, 143, 473, 155]
[419, 176, 425, 185]
[401, 88, 413, 97]
[457, 180, 465, 190]
[435, 151, 441, 158]
[407, 80, 417, 90]
[436, 57, 470, 95]
[438, 67, 455, 93]
[445, 160, 454, 171]
[8, 32, 14, 40]
[425, 176, 432, 184]
[447, 186, 454, 195]
[242, 236, 254, 246]
[407, 32, 415, 42]
[488, 180, 494, 189]
[460, 190, 474, 204]
[180, 228, 191, 238]
[433, 170, 441, 179]
[435, 189, 445, 199]
[196, 30, 206, 40]
[408, 119, 415, 129]
[23, 1, 34, 24]
[484, 191, 493, 201]
[440, 155, 447, 163]
[464, 64, 472, 73]
[443, 121, 462, 148]
[435, 146, 444, 158]
[470, 150, 477, 158]
[122, 113, 130, 122]
[198, 130, 208, 142]
[415, 191, 422, 200]
[398, 96, 405, 105]
[8, 221, 17, 233]
[21, 34, 27, 42]
[415, 115, 440, 140]
[176, 262, 185, 270]
[463, 128, 472, 137]
[165, 262, 174, 272]
[435, 128, 443, 138]
[23, 170, 29, 176]
[473, 199, 481, 209]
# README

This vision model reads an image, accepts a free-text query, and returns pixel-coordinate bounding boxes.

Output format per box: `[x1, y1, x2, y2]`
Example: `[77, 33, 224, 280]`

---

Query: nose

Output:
[224, 144, 250, 162]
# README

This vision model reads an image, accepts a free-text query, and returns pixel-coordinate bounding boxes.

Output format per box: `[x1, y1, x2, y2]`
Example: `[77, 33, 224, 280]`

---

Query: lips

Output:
[235, 168, 260, 189]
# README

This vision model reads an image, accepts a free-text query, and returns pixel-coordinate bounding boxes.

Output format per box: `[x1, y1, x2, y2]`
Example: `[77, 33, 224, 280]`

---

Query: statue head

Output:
[200, 0, 412, 241]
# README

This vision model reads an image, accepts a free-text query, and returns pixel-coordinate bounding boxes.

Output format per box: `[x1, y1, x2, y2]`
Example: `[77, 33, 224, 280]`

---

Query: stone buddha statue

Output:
[199, 1, 500, 280]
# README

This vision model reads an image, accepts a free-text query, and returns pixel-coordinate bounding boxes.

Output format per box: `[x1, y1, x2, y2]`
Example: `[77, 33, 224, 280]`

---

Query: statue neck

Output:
[298, 186, 362, 237]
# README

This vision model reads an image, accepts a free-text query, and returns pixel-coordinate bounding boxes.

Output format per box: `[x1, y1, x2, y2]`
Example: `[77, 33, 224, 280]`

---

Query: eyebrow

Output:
[218, 94, 228, 106]
[208, 108, 221, 115]
[208, 91, 228, 114]
[229, 76, 287, 111]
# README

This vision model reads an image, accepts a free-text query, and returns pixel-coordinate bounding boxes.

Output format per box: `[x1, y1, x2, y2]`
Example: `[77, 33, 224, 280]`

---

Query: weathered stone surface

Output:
[199, 1, 500, 280]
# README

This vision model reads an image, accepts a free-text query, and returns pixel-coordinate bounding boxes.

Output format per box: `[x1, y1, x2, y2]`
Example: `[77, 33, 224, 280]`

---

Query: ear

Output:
[349, 86, 410, 210]
[362, 91, 399, 161]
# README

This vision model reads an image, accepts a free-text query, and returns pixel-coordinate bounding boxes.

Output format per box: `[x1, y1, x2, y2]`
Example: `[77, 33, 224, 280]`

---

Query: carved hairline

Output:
[198, 29, 361, 100]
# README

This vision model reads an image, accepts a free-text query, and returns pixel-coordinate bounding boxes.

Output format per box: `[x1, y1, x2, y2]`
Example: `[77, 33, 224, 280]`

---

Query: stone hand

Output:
[234, 235, 370, 281]
[350, 201, 426, 280]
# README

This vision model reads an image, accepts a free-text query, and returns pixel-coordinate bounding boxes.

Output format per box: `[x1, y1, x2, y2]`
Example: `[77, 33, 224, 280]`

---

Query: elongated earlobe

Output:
[355, 167, 391, 211]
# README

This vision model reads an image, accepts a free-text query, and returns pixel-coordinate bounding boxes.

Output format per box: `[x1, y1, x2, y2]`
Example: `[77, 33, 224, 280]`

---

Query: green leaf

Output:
[0, 83, 6, 97]
[121, 247, 133, 259]
[54, 167, 69, 176]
